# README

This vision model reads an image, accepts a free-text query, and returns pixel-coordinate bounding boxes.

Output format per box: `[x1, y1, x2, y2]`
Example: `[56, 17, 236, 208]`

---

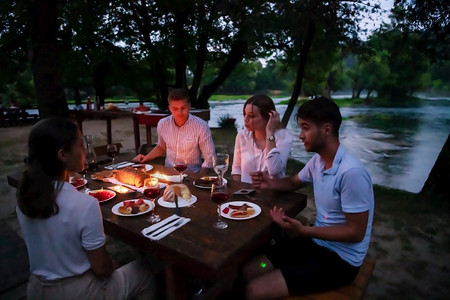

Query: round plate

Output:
[157, 195, 198, 208]
[221, 201, 261, 220]
[88, 189, 116, 203]
[131, 164, 153, 172]
[70, 177, 87, 188]
[112, 199, 153, 216]
[193, 177, 227, 189]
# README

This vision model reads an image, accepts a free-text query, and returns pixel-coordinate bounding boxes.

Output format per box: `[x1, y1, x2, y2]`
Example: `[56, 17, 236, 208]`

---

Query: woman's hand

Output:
[266, 110, 282, 135]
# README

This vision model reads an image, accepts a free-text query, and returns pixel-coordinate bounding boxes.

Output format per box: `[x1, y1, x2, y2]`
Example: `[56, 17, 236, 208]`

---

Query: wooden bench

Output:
[285, 258, 375, 300]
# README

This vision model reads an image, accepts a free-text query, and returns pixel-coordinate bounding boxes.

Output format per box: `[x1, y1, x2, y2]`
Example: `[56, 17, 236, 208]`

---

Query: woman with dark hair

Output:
[17, 117, 154, 299]
[231, 95, 293, 183]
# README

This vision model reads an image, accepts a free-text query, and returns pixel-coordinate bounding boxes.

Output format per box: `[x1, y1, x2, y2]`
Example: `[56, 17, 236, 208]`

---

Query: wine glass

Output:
[106, 144, 119, 170]
[211, 182, 229, 229]
[213, 153, 229, 185]
[174, 157, 187, 183]
[78, 162, 89, 192]
[144, 178, 161, 223]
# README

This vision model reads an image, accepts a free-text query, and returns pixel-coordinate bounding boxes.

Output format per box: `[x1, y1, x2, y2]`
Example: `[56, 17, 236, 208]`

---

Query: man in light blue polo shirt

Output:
[244, 97, 374, 300]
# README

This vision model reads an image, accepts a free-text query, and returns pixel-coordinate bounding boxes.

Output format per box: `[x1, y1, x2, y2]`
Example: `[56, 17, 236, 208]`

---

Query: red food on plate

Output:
[136, 198, 144, 205]
[222, 207, 230, 214]
[123, 200, 135, 207]
[89, 190, 114, 202]
[71, 178, 85, 187]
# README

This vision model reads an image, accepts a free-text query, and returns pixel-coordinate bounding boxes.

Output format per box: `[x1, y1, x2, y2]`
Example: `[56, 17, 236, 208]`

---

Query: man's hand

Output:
[250, 171, 271, 189]
[270, 206, 304, 236]
[132, 154, 146, 163]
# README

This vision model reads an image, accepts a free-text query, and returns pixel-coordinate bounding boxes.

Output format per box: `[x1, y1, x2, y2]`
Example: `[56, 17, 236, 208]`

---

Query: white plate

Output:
[112, 199, 153, 217]
[131, 164, 153, 172]
[221, 201, 261, 220]
[70, 177, 87, 188]
[193, 177, 227, 189]
[88, 189, 116, 203]
[157, 195, 198, 208]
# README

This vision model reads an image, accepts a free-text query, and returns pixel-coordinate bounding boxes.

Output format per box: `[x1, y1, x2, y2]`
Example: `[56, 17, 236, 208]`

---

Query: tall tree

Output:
[30, 0, 68, 118]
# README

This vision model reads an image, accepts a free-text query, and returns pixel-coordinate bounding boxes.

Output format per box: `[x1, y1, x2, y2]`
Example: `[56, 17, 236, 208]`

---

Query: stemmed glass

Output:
[174, 157, 187, 183]
[78, 162, 89, 193]
[106, 144, 119, 170]
[213, 153, 229, 185]
[211, 182, 228, 229]
[143, 178, 161, 223]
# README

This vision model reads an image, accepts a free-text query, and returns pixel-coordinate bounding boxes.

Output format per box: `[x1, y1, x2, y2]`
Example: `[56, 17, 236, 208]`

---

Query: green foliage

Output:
[217, 114, 237, 130]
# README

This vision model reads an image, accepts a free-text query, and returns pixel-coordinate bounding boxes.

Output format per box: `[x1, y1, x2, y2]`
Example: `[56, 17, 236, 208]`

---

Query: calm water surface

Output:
[208, 97, 450, 193]
[32, 98, 448, 193]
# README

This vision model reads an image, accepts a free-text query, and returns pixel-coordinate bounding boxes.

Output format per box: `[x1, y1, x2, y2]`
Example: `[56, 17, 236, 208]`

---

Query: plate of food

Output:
[70, 176, 87, 188]
[193, 176, 227, 189]
[112, 199, 152, 216]
[91, 170, 114, 181]
[88, 189, 116, 203]
[221, 201, 261, 220]
[131, 164, 153, 172]
[157, 184, 197, 208]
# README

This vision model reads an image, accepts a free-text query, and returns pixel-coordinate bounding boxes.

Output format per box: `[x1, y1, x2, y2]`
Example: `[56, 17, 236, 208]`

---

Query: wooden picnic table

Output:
[70, 109, 210, 153]
[7, 154, 306, 300]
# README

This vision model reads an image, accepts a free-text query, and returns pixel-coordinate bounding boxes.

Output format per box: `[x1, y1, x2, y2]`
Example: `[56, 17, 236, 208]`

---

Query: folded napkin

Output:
[104, 162, 134, 170]
[151, 173, 187, 183]
[141, 214, 190, 240]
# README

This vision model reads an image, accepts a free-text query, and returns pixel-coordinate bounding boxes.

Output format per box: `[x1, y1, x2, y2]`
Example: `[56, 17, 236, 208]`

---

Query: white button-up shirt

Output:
[232, 129, 293, 183]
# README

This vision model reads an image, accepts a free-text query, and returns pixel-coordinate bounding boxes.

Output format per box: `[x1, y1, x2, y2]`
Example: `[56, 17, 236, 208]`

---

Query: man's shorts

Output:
[265, 236, 360, 295]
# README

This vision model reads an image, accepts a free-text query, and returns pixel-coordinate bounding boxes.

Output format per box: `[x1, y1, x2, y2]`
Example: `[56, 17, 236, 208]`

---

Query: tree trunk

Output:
[420, 134, 449, 201]
[174, 10, 188, 90]
[356, 87, 363, 98]
[196, 39, 248, 108]
[30, 0, 68, 118]
[281, 17, 316, 127]
[93, 61, 107, 107]
[74, 87, 81, 105]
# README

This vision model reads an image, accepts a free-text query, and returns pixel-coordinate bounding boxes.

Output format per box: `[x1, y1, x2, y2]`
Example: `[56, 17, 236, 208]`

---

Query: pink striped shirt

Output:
[157, 114, 216, 172]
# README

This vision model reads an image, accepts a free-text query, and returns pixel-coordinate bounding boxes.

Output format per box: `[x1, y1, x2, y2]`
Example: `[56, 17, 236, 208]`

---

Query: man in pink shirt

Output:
[133, 89, 216, 174]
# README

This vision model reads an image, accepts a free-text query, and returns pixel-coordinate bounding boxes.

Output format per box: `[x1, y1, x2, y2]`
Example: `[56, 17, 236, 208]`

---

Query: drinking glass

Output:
[211, 182, 228, 229]
[78, 162, 89, 192]
[174, 157, 187, 183]
[143, 178, 161, 223]
[106, 144, 119, 170]
[213, 153, 229, 185]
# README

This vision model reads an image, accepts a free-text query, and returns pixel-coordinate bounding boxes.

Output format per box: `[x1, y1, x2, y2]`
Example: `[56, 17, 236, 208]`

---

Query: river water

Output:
[208, 97, 450, 193]
[29, 97, 449, 193]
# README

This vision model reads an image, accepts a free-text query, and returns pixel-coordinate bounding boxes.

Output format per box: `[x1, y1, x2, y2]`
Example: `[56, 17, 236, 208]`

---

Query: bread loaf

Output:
[163, 184, 191, 202]
[115, 167, 149, 188]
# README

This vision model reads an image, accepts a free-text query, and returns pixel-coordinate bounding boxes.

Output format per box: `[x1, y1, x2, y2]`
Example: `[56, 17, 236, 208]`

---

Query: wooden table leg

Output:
[165, 264, 188, 300]
[106, 118, 112, 144]
[145, 125, 152, 145]
[133, 115, 140, 154]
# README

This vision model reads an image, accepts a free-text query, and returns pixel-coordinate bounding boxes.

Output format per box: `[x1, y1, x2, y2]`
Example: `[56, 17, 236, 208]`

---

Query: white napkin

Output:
[141, 214, 190, 240]
[104, 162, 134, 170]
[151, 173, 187, 183]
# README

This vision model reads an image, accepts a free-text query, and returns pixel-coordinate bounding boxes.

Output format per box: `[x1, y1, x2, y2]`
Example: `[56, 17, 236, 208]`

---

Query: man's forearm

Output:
[269, 176, 305, 192]
[144, 145, 164, 161]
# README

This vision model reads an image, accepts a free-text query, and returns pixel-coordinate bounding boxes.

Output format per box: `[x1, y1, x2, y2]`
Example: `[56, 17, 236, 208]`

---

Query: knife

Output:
[175, 196, 181, 216]
[145, 216, 181, 236]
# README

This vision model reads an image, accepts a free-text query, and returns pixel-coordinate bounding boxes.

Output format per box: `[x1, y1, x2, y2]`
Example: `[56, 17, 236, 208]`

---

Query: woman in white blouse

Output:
[232, 95, 293, 183]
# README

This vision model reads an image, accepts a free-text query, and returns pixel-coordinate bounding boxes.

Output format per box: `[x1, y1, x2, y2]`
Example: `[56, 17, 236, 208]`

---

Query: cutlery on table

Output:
[150, 218, 185, 239]
[145, 216, 181, 236]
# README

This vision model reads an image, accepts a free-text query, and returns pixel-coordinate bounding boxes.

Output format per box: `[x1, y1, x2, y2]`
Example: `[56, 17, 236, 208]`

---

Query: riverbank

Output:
[0, 119, 449, 299]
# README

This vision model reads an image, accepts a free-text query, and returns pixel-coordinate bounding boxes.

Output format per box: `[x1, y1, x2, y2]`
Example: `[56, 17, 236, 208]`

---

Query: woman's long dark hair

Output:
[243, 95, 276, 122]
[18, 117, 79, 219]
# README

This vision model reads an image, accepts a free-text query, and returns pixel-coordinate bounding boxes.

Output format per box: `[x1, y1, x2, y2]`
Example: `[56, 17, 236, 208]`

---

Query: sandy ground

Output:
[1, 118, 449, 299]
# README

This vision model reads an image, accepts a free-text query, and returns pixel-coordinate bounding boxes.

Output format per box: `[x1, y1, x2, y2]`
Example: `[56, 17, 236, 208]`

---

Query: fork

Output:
[150, 218, 184, 239]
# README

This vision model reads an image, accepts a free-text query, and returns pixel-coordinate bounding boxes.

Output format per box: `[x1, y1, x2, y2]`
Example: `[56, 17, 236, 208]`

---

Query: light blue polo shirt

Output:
[298, 145, 374, 267]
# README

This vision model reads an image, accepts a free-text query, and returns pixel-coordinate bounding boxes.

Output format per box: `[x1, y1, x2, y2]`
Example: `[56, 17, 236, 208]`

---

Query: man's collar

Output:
[323, 144, 345, 175]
